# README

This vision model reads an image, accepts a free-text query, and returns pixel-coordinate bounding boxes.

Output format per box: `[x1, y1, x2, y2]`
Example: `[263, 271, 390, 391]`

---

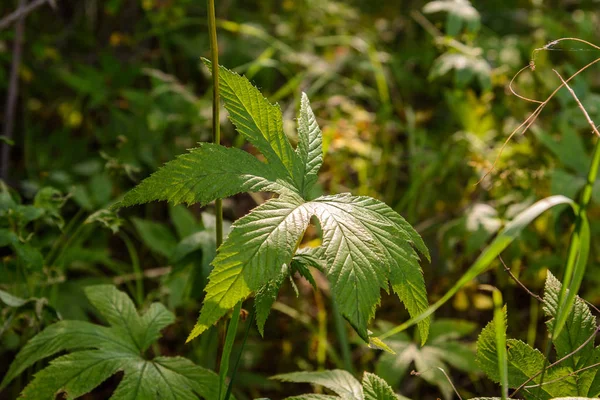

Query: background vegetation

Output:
[1, 0, 600, 398]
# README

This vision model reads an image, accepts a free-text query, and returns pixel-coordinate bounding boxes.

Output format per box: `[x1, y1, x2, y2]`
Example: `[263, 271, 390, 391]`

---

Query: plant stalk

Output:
[207, 0, 223, 249]
[206, 1, 243, 396]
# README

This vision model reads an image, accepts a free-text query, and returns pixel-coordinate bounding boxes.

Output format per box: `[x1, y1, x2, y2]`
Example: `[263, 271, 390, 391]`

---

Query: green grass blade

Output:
[219, 302, 241, 400]
[492, 290, 508, 400]
[551, 213, 590, 341]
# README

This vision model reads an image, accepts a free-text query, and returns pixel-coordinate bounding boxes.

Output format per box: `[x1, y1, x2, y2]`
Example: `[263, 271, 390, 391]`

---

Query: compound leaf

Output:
[1, 285, 220, 400]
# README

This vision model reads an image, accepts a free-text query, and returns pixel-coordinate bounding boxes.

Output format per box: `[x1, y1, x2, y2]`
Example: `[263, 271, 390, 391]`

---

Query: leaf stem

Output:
[331, 293, 353, 373]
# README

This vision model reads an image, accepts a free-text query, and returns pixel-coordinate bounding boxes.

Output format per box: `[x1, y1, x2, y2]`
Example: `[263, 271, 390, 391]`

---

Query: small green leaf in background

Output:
[132, 217, 178, 259]
[376, 319, 476, 400]
[423, 0, 481, 35]
[362, 372, 401, 400]
[33, 187, 68, 229]
[0, 285, 221, 400]
[273, 370, 363, 400]
[169, 204, 201, 239]
[85, 209, 123, 234]
[13, 242, 44, 271]
[475, 271, 600, 399]
[273, 370, 403, 400]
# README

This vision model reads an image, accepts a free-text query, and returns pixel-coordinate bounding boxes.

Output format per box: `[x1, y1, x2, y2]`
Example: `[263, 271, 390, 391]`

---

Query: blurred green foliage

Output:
[1, 0, 600, 398]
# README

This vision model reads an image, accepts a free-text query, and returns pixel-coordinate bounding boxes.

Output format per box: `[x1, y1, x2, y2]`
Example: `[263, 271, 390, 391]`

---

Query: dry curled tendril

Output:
[477, 38, 600, 186]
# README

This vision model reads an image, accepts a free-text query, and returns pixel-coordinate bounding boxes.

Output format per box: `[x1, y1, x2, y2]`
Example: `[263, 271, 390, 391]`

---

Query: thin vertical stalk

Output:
[224, 308, 255, 400]
[331, 294, 353, 373]
[206, 1, 242, 397]
[119, 232, 144, 306]
[207, 0, 223, 248]
[219, 302, 241, 400]
[492, 289, 508, 400]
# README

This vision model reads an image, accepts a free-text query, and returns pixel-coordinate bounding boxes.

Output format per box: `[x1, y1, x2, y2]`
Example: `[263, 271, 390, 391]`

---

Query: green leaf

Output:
[255, 267, 289, 336]
[1, 285, 220, 399]
[552, 214, 590, 345]
[18, 350, 127, 399]
[205, 60, 301, 183]
[170, 205, 201, 239]
[132, 218, 178, 259]
[362, 372, 400, 400]
[84, 209, 124, 234]
[0, 228, 17, 246]
[189, 193, 429, 344]
[187, 196, 311, 341]
[295, 93, 323, 197]
[476, 306, 576, 399]
[170, 230, 214, 264]
[114, 143, 298, 209]
[33, 187, 67, 229]
[273, 370, 363, 399]
[375, 319, 476, 397]
[307, 194, 429, 342]
[0, 289, 28, 307]
[13, 242, 44, 271]
[290, 251, 320, 290]
[543, 271, 598, 396]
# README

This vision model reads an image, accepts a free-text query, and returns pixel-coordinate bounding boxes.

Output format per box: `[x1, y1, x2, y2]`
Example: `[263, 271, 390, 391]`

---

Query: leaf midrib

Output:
[221, 79, 295, 181]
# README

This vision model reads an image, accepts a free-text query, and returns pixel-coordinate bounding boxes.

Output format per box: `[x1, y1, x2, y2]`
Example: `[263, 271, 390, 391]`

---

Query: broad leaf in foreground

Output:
[115, 62, 429, 345]
[189, 193, 430, 343]
[114, 143, 298, 209]
[306, 194, 430, 342]
[205, 59, 301, 182]
[476, 271, 600, 399]
[187, 196, 311, 341]
[1, 285, 220, 400]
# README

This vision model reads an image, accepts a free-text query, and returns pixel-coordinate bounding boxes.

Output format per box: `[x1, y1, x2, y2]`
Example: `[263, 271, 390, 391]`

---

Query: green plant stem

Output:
[207, 0, 223, 249]
[119, 232, 144, 306]
[331, 294, 353, 373]
[224, 307, 255, 400]
[219, 302, 241, 400]
[45, 208, 85, 266]
[206, 1, 240, 396]
[492, 289, 508, 400]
